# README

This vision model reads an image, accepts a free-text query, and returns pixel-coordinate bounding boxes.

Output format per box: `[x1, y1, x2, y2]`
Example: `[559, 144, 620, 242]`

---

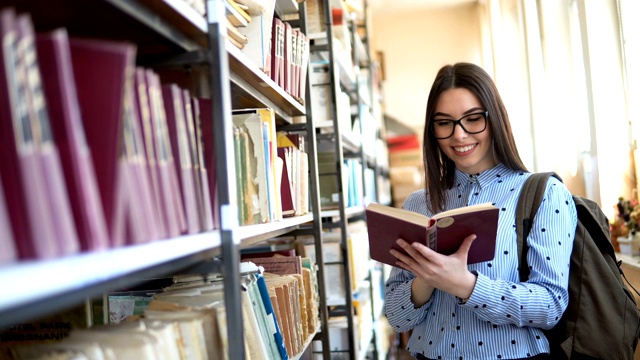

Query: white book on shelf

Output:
[238, 0, 277, 73]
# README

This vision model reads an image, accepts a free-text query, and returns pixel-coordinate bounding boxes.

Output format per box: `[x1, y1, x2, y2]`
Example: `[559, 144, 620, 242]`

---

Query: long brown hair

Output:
[423, 63, 527, 213]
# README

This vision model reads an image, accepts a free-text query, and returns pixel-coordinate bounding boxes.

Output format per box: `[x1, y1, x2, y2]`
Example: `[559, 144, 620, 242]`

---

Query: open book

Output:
[365, 202, 499, 267]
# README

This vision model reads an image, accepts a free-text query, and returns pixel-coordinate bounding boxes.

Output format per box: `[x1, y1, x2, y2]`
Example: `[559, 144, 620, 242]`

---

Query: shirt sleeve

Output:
[384, 266, 433, 332]
[461, 177, 577, 329]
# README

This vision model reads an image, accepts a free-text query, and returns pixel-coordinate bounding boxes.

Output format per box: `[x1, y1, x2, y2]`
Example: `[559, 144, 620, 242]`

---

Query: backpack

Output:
[516, 172, 640, 360]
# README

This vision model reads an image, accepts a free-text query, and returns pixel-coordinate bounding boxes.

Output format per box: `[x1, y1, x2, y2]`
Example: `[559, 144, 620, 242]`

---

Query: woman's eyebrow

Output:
[433, 107, 484, 118]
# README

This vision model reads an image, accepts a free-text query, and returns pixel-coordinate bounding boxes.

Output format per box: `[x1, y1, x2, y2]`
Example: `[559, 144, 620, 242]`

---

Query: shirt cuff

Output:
[456, 270, 478, 305]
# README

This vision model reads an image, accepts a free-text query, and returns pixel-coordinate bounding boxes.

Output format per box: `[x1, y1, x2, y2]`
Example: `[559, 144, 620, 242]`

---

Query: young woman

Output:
[384, 63, 577, 360]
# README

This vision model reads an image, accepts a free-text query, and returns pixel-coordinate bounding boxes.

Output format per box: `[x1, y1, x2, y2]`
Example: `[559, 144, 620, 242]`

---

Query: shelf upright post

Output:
[205, 1, 244, 359]
[299, 2, 332, 359]
[349, 12, 368, 208]
[361, 0, 382, 205]
[322, 0, 356, 358]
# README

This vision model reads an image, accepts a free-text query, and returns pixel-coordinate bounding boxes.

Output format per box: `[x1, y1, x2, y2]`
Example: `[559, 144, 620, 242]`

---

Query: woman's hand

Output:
[390, 235, 478, 302]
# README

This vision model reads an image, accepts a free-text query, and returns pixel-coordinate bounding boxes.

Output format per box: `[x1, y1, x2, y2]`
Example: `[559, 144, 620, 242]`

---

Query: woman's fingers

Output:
[455, 234, 477, 259]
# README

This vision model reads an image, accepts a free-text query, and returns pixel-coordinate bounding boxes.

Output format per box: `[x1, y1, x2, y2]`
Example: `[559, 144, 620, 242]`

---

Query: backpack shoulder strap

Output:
[516, 172, 561, 280]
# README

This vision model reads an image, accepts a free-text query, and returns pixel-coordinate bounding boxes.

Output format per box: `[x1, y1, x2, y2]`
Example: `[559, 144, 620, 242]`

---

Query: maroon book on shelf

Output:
[16, 15, 81, 257]
[36, 28, 110, 253]
[133, 67, 168, 239]
[0, 173, 17, 264]
[366, 202, 499, 267]
[162, 83, 199, 235]
[243, 255, 303, 275]
[270, 18, 285, 88]
[277, 147, 295, 217]
[145, 70, 186, 237]
[290, 29, 299, 99]
[0, 9, 59, 259]
[196, 98, 219, 230]
[121, 79, 157, 245]
[240, 249, 296, 261]
[283, 21, 293, 94]
[70, 37, 137, 248]
[183, 89, 214, 231]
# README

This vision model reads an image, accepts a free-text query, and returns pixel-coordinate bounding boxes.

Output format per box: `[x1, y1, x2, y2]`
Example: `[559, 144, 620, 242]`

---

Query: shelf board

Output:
[291, 324, 321, 360]
[228, 43, 306, 122]
[137, 0, 208, 42]
[0, 231, 221, 326]
[321, 206, 365, 219]
[237, 214, 314, 247]
[106, 0, 203, 51]
[275, 0, 299, 18]
[119, 0, 305, 121]
[342, 134, 362, 154]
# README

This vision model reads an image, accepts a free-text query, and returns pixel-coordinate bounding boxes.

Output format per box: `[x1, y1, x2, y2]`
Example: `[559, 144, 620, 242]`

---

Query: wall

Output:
[371, 3, 483, 136]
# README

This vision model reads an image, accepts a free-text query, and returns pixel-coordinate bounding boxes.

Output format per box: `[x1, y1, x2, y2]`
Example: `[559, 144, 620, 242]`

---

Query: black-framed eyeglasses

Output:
[430, 110, 489, 139]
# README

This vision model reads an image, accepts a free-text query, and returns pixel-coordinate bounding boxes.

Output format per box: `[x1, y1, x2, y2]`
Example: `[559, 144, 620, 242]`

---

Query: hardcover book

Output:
[133, 68, 169, 239]
[162, 84, 200, 234]
[36, 28, 110, 252]
[0, 8, 59, 259]
[366, 202, 499, 267]
[17, 15, 81, 256]
[187, 94, 214, 231]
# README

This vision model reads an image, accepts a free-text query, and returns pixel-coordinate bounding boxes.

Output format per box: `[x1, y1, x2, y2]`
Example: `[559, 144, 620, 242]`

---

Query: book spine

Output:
[428, 223, 437, 251]
[258, 276, 288, 360]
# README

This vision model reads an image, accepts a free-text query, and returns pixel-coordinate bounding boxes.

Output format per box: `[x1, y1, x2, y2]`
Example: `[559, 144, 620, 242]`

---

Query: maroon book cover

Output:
[196, 98, 219, 230]
[70, 37, 136, 248]
[183, 89, 214, 231]
[270, 18, 285, 88]
[121, 81, 157, 245]
[244, 255, 302, 275]
[277, 147, 295, 217]
[0, 173, 17, 264]
[283, 21, 293, 94]
[17, 15, 81, 257]
[0, 9, 58, 259]
[240, 249, 296, 261]
[36, 28, 110, 253]
[162, 83, 199, 235]
[145, 70, 185, 237]
[133, 68, 168, 239]
[366, 203, 498, 267]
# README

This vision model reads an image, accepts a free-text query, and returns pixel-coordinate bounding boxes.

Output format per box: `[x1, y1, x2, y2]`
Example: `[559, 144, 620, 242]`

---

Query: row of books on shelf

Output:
[2, 257, 319, 360]
[0, 9, 218, 263]
[228, 0, 311, 104]
[317, 147, 372, 209]
[0, 9, 309, 264]
[233, 108, 310, 225]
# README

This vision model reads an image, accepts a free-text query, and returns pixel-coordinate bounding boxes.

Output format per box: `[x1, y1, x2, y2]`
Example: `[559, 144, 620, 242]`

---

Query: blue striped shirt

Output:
[384, 163, 577, 359]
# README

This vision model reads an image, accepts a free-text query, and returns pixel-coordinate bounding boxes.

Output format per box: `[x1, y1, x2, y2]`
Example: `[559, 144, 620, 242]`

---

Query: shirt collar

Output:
[453, 163, 511, 189]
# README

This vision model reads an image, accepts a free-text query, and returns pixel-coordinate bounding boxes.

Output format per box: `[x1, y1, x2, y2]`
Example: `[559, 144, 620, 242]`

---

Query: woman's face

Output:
[433, 87, 496, 174]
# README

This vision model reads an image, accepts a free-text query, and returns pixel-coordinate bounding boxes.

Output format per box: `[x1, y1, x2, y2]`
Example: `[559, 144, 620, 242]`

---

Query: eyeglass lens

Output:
[432, 112, 487, 139]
